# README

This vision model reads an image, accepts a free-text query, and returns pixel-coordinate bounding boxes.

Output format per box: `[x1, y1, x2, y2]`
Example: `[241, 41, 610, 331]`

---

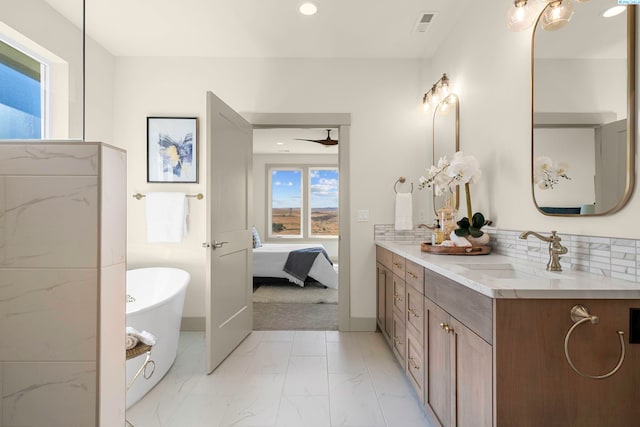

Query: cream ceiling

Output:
[43, 0, 464, 58]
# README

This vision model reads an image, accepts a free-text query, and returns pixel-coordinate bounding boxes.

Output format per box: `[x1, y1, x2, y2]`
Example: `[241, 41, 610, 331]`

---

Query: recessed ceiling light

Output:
[276, 142, 284, 145]
[299, 2, 318, 16]
[603, 6, 625, 18]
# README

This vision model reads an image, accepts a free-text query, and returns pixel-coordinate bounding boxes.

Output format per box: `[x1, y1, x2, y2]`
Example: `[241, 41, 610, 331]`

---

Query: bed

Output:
[253, 243, 338, 289]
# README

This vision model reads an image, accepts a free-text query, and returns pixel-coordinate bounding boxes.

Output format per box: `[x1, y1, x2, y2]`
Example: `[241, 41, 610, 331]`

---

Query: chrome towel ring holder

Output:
[394, 177, 414, 194]
[563, 304, 625, 380]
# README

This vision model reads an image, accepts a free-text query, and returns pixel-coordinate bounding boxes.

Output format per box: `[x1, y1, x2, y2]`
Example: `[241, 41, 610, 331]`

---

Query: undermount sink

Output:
[456, 263, 574, 280]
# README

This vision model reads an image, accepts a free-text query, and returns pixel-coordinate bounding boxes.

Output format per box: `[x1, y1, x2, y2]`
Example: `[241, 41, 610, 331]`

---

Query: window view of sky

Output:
[271, 169, 302, 208]
[310, 169, 339, 209]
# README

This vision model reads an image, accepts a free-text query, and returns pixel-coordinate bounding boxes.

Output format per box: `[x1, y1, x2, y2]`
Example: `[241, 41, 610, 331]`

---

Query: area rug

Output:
[253, 302, 338, 330]
[252, 283, 338, 304]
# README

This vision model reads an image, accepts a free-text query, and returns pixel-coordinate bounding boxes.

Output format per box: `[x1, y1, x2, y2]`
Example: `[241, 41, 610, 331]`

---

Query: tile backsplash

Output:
[374, 224, 640, 284]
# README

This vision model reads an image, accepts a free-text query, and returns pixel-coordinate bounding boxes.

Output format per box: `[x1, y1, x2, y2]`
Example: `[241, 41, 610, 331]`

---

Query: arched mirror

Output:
[531, 2, 635, 216]
[432, 94, 460, 216]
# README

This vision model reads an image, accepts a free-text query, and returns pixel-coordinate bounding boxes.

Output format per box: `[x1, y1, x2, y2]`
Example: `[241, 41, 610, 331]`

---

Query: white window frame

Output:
[267, 164, 339, 240]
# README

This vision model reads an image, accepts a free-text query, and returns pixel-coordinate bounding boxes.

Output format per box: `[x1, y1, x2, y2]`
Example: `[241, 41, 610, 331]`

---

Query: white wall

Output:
[424, 0, 640, 238]
[113, 57, 429, 320]
[253, 153, 339, 260]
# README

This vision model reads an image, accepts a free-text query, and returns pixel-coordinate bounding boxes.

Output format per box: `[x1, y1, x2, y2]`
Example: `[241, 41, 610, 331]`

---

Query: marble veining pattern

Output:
[2, 362, 96, 427]
[374, 224, 640, 286]
[126, 331, 432, 427]
[2, 177, 98, 268]
[0, 144, 98, 176]
[0, 269, 98, 361]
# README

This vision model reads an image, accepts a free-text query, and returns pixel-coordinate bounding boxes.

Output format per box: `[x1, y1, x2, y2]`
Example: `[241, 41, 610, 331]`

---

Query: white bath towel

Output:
[126, 327, 157, 346]
[125, 335, 139, 350]
[146, 192, 189, 243]
[394, 193, 413, 231]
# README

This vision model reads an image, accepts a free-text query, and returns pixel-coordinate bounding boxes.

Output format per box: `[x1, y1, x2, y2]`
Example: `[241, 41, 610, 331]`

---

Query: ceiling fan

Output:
[294, 129, 338, 146]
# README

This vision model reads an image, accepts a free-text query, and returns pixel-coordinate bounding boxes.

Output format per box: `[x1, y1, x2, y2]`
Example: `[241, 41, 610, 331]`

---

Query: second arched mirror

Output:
[432, 92, 460, 216]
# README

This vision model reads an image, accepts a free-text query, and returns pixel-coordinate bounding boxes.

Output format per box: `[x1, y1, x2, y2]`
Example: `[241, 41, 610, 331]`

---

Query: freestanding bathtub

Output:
[125, 267, 190, 408]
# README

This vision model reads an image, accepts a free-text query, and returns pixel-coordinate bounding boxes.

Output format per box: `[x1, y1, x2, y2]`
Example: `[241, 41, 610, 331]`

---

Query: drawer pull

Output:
[408, 356, 420, 370]
[393, 337, 404, 346]
[407, 271, 418, 279]
[408, 308, 420, 318]
[440, 322, 453, 333]
[393, 292, 403, 302]
[393, 262, 403, 269]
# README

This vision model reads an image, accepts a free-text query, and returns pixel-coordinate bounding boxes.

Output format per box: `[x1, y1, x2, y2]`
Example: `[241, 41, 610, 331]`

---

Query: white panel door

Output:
[205, 91, 253, 373]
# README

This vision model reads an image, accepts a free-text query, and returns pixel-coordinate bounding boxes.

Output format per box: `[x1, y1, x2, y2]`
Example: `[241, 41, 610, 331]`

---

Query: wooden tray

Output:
[420, 242, 491, 255]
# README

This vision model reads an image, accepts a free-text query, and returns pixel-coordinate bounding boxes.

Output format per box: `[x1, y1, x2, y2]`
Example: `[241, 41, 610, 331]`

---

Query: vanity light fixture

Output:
[603, 5, 626, 18]
[540, 0, 575, 31]
[299, 2, 318, 16]
[505, 0, 538, 31]
[422, 73, 456, 112]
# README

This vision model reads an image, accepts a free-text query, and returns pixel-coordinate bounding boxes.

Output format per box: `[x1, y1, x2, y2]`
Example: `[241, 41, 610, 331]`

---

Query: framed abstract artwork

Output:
[147, 116, 198, 183]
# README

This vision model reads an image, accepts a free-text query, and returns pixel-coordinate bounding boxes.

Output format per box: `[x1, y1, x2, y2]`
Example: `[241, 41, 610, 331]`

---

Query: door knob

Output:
[212, 240, 228, 249]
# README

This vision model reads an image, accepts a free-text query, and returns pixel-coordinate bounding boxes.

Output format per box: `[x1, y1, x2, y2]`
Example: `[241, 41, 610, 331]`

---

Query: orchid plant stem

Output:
[465, 182, 472, 221]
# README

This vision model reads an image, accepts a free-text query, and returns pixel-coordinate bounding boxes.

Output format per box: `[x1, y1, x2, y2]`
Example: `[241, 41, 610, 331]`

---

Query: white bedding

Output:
[253, 243, 338, 289]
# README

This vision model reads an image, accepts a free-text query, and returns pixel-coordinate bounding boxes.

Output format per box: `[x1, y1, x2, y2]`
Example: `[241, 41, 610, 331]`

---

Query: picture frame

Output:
[147, 116, 198, 183]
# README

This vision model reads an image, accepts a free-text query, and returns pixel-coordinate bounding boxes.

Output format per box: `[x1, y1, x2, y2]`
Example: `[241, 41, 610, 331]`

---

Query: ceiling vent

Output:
[414, 12, 436, 33]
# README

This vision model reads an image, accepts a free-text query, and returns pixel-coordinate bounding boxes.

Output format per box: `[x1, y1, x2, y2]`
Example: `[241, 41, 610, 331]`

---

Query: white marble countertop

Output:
[376, 241, 640, 299]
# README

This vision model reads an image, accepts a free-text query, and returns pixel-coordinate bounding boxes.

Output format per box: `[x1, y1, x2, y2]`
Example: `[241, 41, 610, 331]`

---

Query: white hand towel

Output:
[125, 335, 139, 350]
[394, 193, 413, 231]
[126, 326, 158, 346]
[146, 192, 189, 243]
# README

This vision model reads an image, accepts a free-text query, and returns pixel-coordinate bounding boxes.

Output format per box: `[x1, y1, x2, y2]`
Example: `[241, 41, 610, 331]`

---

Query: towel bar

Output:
[394, 177, 414, 194]
[132, 192, 203, 200]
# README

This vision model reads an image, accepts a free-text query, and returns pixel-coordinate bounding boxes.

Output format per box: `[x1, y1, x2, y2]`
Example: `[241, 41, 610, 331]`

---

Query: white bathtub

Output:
[125, 267, 190, 408]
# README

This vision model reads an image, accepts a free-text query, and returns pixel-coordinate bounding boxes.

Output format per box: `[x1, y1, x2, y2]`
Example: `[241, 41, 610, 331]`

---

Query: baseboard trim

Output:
[181, 317, 205, 331]
[182, 315, 376, 332]
[348, 317, 377, 332]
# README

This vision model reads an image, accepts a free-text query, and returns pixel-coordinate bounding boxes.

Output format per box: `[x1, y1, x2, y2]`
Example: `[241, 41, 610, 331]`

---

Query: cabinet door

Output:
[384, 267, 393, 339]
[424, 298, 451, 427]
[376, 264, 386, 335]
[406, 285, 424, 345]
[392, 311, 406, 368]
[392, 275, 406, 318]
[406, 328, 425, 402]
[450, 317, 492, 427]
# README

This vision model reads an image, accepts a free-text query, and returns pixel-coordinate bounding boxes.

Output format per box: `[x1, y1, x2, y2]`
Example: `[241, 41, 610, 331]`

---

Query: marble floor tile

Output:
[127, 331, 431, 427]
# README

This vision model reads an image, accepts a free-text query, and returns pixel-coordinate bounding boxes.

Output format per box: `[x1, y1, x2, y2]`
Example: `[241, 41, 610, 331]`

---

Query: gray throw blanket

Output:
[283, 247, 332, 283]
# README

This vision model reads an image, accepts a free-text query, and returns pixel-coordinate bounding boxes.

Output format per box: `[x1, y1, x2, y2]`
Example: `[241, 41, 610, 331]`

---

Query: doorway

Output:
[246, 113, 351, 331]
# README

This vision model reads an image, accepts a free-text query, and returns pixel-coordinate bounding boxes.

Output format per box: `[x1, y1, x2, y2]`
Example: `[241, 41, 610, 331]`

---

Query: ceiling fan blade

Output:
[293, 130, 338, 145]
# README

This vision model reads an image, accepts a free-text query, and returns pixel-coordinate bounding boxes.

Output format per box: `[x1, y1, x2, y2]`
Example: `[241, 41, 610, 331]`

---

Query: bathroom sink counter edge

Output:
[375, 240, 640, 299]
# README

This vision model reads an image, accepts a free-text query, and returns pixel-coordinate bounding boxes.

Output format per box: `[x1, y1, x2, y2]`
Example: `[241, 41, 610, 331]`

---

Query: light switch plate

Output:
[357, 209, 369, 222]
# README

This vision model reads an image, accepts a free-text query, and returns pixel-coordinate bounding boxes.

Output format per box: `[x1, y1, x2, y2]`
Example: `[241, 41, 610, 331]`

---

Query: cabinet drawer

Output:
[392, 312, 406, 368]
[405, 260, 424, 294]
[406, 285, 424, 345]
[424, 269, 493, 344]
[376, 246, 393, 270]
[392, 276, 406, 319]
[406, 330, 425, 402]
[392, 253, 406, 279]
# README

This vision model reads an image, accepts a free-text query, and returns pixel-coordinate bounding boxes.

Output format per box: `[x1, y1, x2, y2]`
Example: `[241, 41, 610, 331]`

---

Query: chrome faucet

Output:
[519, 230, 568, 271]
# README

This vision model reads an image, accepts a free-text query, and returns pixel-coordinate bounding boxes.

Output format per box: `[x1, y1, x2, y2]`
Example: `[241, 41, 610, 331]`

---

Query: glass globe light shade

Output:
[505, 0, 537, 31]
[541, 0, 574, 31]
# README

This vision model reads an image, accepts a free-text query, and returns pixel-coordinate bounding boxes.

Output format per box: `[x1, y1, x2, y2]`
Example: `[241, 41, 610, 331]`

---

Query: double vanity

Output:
[376, 241, 640, 427]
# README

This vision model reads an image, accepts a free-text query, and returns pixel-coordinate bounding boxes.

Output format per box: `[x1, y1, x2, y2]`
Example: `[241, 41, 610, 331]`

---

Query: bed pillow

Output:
[252, 226, 262, 248]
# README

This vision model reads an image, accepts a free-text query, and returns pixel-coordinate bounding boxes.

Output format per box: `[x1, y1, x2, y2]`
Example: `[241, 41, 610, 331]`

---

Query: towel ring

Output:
[563, 304, 625, 380]
[394, 177, 414, 194]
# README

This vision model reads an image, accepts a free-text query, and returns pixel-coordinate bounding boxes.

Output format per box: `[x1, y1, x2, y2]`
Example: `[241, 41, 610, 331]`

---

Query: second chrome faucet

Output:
[519, 230, 568, 272]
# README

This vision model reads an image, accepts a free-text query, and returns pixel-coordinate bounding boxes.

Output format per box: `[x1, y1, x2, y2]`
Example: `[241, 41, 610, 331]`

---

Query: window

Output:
[0, 39, 45, 139]
[268, 166, 339, 238]
[309, 168, 339, 237]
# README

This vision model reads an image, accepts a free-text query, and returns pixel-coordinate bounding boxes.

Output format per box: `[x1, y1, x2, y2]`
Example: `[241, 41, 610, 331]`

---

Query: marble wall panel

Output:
[2, 362, 96, 427]
[0, 176, 4, 267]
[100, 146, 126, 267]
[0, 143, 98, 176]
[0, 269, 97, 361]
[3, 176, 98, 268]
[99, 263, 126, 426]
